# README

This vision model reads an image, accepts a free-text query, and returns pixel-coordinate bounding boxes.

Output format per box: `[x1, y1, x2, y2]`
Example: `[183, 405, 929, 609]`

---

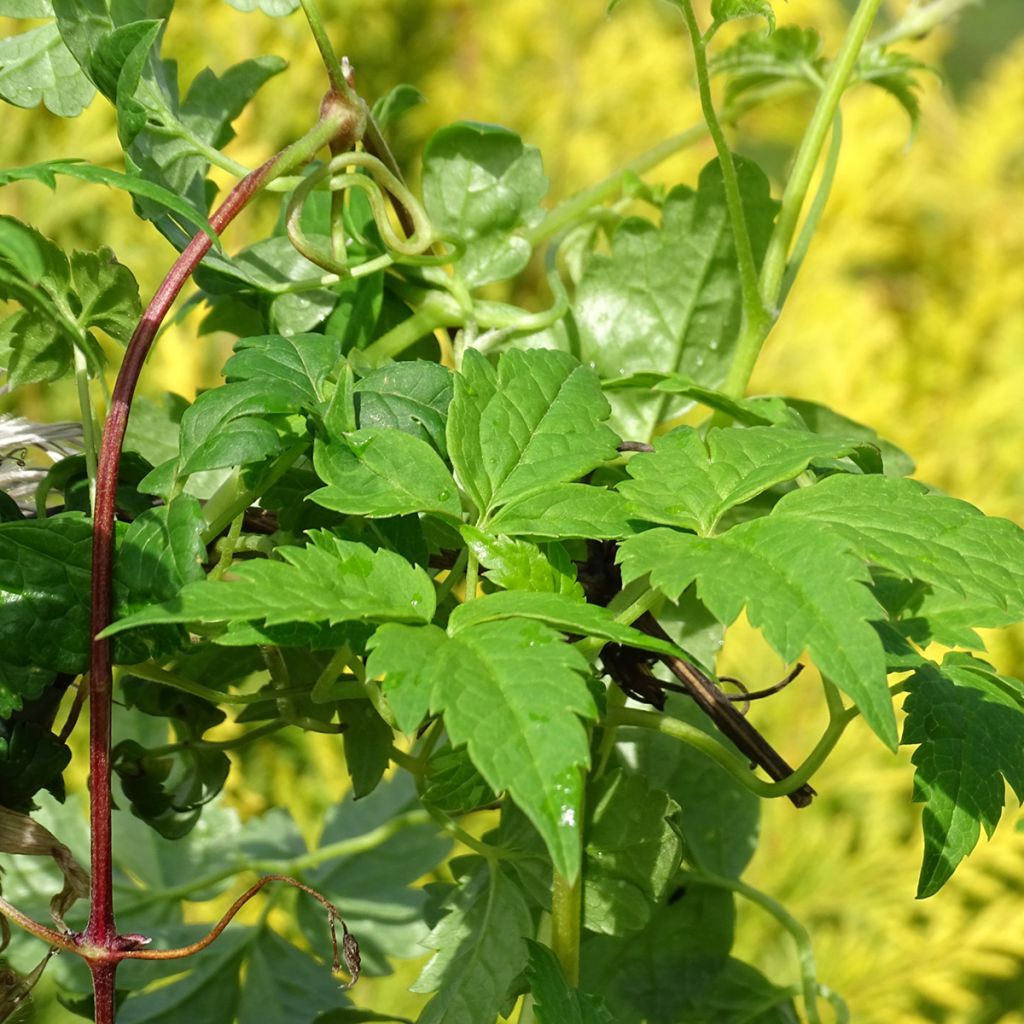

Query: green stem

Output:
[360, 298, 457, 365]
[464, 549, 480, 602]
[678, 0, 768, 345]
[550, 867, 583, 987]
[683, 869, 823, 1024]
[120, 662, 281, 705]
[208, 512, 245, 581]
[778, 115, 843, 307]
[759, 0, 884, 311]
[146, 720, 286, 757]
[434, 548, 468, 606]
[72, 348, 99, 514]
[608, 701, 854, 799]
[298, 0, 351, 99]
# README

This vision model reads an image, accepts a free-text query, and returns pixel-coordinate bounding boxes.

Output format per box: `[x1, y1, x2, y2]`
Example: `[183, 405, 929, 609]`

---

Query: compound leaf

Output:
[460, 527, 582, 597]
[369, 618, 597, 878]
[448, 349, 619, 518]
[354, 361, 453, 456]
[103, 532, 436, 637]
[422, 122, 548, 288]
[903, 654, 1024, 897]
[412, 859, 533, 1024]
[574, 159, 777, 439]
[619, 519, 895, 746]
[773, 474, 1024, 622]
[222, 333, 342, 409]
[618, 425, 856, 535]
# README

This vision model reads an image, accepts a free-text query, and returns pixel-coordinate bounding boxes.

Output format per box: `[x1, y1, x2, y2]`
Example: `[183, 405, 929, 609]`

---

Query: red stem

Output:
[85, 157, 277, 1024]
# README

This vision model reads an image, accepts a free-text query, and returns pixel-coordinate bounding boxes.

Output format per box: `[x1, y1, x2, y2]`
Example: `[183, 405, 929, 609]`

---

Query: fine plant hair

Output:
[0, 1, 1019, 1022]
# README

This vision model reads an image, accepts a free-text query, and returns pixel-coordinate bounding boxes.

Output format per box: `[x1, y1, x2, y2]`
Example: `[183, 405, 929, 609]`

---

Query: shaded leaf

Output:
[526, 940, 615, 1024]
[574, 159, 777, 438]
[354, 361, 453, 457]
[903, 654, 1024, 897]
[412, 859, 533, 1024]
[710, 26, 823, 106]
[583, 770, 681, 935]
[711, 0, 775, 31]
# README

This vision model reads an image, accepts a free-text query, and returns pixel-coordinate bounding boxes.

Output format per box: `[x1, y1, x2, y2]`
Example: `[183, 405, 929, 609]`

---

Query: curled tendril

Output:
[285, 150, 461, 277]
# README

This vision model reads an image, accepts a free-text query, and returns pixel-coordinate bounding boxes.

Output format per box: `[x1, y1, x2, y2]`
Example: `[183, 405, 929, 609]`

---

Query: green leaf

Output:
[299, 775, 450, 974]
[371, 83, 425, 133]
[583, 770, 682, 936]
[0, 663, 54, 717]
[447, 349, 620, 518]
[526, 941, 615, 1024]
[710, 0, 775, 31]
[782, 397, 914, 476]
[0, 219, 140, 384]
[338, 701, 393, 799]
[236, 928, 349, 1024]
[488, 484, 634, 540]
[855, 48, 930, 130]
[618, 425, 857, 535]
[0, 161, 217, 240]
[448, 590, 688, 663]
[225, 0, 301, 14]
[354, 361, 453, 457]
[619, 696, 760, 878]
[461, 527, 583, 597]
[602, 370, 781, 426]
[620, 520, 895, 747]
[710, 26, 823, 106]
[369, 618, 597, 878]
[422, 744, 497, 816]
[223, 332, 342, 409]
[574, 159, 777, 439]
[0, 514, 93, 674]
[310, 429, 462, 520]
[903, 654, 1024, 897]
[103, 531, 436, 637]
[0, 21, 95, 116]
[0, 217, 46, 281]
[412, 859, 533, 1024]
[422, 122, 548, 287]
[773, 475, 1024, 621]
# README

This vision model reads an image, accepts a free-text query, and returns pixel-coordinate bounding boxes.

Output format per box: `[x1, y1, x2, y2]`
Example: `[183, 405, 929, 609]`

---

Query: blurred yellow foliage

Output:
[3, 1, 1024, 1021]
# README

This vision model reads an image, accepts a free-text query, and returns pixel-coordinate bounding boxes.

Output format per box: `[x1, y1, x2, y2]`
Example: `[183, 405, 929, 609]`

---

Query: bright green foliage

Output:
[102, 532, 436, 635]
[0, 2, 1016, 1020]
[411, 859, 533, 1024]
[620, 519, 896, 746]
[618, 425, 857, 534]
[448, 348, 620, 519]
[460, 527, 583, 596]
[369, 618, 596, 877]
[903, 654, 1024, 897]
[574, 159, 777, 438]
[312, 429, 462, 520]
[773, 475, 1024, 619]
[422, 123, 547, 288]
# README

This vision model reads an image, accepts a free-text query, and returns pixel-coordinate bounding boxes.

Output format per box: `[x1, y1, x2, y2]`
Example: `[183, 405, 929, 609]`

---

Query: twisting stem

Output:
[86, 107, 352, 1022]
